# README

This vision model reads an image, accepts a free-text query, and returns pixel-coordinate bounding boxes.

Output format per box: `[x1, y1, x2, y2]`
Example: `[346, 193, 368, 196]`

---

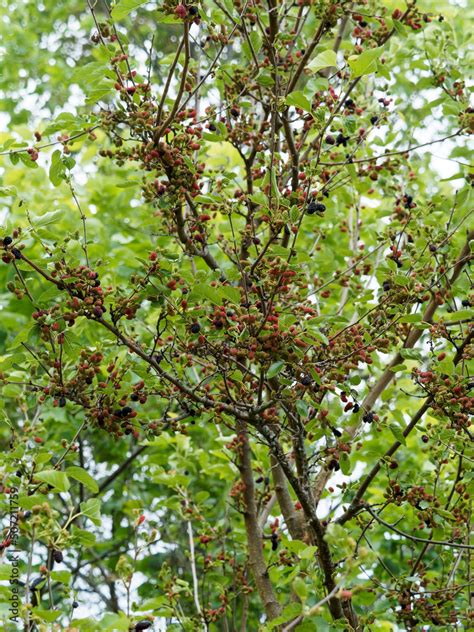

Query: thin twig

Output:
[363, 504, 474, 550]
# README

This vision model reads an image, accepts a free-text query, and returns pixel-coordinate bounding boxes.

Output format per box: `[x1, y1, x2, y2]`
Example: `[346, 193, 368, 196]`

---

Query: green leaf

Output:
[0, 564, 12, 580]
[36, 470, 70, 493]
[256, 71, 275, 87]
[433, 508, 455, 522]
[308, 50, 337, 73]
[292, 576, 308, 600]
[389, 364, 407, 373]
[220, 285, 241, 304]
[71, 62, 112, 103]
[30, 209, 64, 228]
[311, 329, 329, 345]
[50, 570, 71, 585]
[299, 545, 317, 560]
[189, 284, 223, 306]
[242, 31, 262, 60]
[249, 30, 262, 54]
[393, 274, 411, 287]
[66, 466, 99, 493]
[49, 150, 66, 187]
[400, 348, 423, 361]
[339, 452, 351, 475]
[80, 498, 102, 526]
[111, 0, 148, 20]
[43, 112, 80, 136]
[399, 313, 422, 323]
[266, 603, 302, 630]
[267, 361, 285, 379]
[445, 309, 472, 321]
[285, 91, 312, 112]
[389, 423, 406, 445]
[437, 358, 455, 375]
[10, 324, 38, 349]
[348, 47, 384, 77]
[285, 539, 306, 554]
[32, 608, 62, 623]
[71, 526, 97, 546]
[296, 399, 308, 418]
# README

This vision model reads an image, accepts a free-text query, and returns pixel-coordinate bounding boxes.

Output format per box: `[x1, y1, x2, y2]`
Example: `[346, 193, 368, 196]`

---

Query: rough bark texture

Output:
[271, 457, 307, 541]
[237, 422, 282, 622]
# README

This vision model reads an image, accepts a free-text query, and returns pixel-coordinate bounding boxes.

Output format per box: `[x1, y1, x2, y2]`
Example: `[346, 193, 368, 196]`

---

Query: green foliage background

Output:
[0, 0, 472, 630]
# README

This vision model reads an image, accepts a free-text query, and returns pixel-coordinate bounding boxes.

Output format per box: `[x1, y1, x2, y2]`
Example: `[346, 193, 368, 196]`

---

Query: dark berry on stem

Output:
[336, 133, 348, 147]
[53, 550, 63, 563]
[271, 532, 279, 551]
[307, 201, 326, 215]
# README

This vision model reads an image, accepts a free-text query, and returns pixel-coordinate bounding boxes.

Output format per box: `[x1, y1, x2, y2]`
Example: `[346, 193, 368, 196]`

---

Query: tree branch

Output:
[313, 230, 474, 505]
[337, 329, 473, 525]
[363, 504, 474, 550]
[237, 421, 282, 621]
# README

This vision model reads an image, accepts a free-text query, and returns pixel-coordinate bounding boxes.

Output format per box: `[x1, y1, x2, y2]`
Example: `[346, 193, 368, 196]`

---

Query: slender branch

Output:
[363, 504, 474, 550]
[282, 582, 343, 632]
[313, 230, 474, 505]
[68, 180, 89, 267]
[337, 329, 473, 525]
[317, 130, 462, 166]
[97, 445, 147, 494]
[286, 16, 329, 95]
[0, 126, 100, 157]
[184, 493, 203, 624]
[156, 22, 191, 138]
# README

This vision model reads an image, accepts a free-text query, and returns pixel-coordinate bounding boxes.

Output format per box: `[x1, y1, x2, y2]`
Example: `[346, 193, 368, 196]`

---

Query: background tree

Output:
[0, 0, 473, 630]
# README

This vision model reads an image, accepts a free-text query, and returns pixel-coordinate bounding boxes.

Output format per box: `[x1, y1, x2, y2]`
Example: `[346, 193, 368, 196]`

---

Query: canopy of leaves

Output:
[0, 1, 473, 631]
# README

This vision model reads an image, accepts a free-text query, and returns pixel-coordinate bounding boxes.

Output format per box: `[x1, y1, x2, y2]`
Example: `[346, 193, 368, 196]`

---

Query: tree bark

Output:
[237, 422, 282, 622]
